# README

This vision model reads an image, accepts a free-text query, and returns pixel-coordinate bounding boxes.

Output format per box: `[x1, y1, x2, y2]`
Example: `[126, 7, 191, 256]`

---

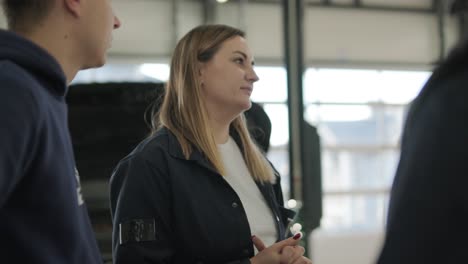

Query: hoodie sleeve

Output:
[0, 66, 41, 208]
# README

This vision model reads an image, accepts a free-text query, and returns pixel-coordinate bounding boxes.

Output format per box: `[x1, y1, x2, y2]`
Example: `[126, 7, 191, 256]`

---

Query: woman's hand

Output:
[249, 233, 312, 264]
[280, 246, 312, 264]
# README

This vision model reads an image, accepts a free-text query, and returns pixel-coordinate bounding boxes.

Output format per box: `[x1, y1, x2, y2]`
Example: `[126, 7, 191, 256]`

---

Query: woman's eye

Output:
[234, 58, 244, 64]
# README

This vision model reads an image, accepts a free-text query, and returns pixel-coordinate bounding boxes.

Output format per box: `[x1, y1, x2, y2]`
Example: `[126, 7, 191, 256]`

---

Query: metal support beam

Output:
[171, 0, 180, 48]
[228, 0, 435, 14]
[283, 0, 315, 258]
[435, 0, 446, 63]
[283, 0, 304, 207]
[451, 0, 468, 40]
[431, 0, 438, 12]
[202, 0, 216, 24]
[238, 0, 248, 31]
[306, 2, 434, 14]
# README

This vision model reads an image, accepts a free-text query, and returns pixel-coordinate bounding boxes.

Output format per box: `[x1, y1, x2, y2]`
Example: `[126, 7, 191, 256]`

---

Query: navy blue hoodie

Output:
[377, 39, 468, 263]
[0, 29, 102, 263]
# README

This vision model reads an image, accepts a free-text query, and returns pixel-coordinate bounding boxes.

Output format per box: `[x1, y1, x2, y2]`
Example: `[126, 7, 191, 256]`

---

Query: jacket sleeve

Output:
[109, 152, 175, 264]
[0, 79, 40, 208]
[110, 152, 255, 264]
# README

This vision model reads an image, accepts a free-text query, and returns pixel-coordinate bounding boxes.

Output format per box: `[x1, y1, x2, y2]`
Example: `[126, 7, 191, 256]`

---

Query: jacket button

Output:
[232, 202, 238, 208]
[243, 248, 250, 255]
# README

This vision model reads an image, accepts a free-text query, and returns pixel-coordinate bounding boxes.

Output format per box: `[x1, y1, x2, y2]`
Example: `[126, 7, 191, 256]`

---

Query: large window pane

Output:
[303, 68, 430, 104]
[303, 67, 430, 231]
[267, 148, 290, 200]
[263, 103, 289, 147]
[72, 63, 168, 84]
[305, 104, 407, 146]
[322, 194, 388, 230]
[304, 69, 380, 104]
[251, 67, 287, 103]
[379, 70, 431, 104]
[321, 149, 399, 191]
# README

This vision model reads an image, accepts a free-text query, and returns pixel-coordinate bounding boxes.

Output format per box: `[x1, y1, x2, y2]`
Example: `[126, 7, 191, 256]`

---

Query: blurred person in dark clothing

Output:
[245, 102, 272, 153]
[377, 1, 468, 263]
[0, 0, 120, 263]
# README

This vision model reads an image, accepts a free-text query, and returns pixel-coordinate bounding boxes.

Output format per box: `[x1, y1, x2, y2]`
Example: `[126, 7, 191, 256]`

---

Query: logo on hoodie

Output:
[75, 167, 84, 205]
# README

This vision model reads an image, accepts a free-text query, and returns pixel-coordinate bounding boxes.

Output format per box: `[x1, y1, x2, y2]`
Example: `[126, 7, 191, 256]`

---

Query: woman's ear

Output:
[198, 63, 205, 84]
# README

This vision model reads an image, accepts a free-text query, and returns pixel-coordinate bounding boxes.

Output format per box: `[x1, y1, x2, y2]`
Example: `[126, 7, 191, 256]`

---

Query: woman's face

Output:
[199, 36, 259, 119]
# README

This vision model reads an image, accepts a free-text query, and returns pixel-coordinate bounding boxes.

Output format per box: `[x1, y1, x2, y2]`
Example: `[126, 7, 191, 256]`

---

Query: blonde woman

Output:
[110, 24, 312, 264]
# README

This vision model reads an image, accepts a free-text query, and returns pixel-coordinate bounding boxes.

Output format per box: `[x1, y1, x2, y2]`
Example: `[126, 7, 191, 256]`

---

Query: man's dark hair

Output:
[1, 0, 54, 31]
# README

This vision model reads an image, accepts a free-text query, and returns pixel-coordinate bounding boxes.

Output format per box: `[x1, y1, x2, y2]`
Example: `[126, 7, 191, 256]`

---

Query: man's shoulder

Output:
[0, 60, 44, 124]
[427, 67, 468, 112]
[0, 59, 40, 92]
[412, 59, 468, 117]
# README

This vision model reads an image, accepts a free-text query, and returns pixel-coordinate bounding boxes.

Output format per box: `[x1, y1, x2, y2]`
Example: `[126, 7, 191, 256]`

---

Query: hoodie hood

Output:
[0, 29, 67, 96]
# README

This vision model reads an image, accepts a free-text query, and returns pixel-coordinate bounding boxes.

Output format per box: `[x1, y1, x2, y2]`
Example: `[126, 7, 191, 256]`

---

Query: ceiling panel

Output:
[331, 0, 355, 5]
[361, 0, 432, 9]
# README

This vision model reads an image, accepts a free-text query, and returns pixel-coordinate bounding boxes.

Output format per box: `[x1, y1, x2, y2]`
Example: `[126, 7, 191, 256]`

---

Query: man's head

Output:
[1, 0, 121, 82]
[1, 0, 54, 32]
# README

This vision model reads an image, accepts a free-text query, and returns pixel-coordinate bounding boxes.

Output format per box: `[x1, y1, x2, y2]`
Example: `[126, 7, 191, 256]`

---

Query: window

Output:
[72, 63, 169, 84]
[253, 66, 431, 231]
[303, 68, 431, 230]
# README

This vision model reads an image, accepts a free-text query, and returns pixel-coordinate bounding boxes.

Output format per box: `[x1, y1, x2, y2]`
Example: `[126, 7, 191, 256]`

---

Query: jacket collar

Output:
[160, 126, 241, 157]
[159, 126, 260, 180]
[158, 127, 217, 174]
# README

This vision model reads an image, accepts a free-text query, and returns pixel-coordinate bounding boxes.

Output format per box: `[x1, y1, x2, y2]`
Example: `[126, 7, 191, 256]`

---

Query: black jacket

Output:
[0, 30, 102, 263]
[110, 127, 294, 264]
[377, 38, 468, 263]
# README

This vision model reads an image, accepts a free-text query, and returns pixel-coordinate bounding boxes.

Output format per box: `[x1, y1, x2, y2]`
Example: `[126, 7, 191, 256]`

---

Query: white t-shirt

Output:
[218, 137, 277, 249]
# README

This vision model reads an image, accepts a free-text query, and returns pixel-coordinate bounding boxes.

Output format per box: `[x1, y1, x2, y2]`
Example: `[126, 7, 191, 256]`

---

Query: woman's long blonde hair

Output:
[152, 24, 274, 183]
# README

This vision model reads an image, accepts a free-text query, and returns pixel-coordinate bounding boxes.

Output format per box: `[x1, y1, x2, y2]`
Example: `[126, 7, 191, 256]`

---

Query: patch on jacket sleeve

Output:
[119, 218, 156, 245]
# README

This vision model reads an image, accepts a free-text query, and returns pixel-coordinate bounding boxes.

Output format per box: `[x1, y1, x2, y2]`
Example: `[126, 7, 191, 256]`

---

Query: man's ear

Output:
[63, 0, 83, 18]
